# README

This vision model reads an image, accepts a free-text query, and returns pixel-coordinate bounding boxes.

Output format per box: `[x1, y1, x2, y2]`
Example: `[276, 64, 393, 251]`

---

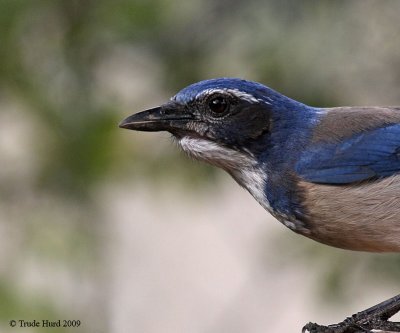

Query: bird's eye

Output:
[208, 96, 229, 115]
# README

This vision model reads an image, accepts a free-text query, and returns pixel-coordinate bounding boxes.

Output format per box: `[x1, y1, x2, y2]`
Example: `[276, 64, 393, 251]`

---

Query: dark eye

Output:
[208, 96, 229, 115]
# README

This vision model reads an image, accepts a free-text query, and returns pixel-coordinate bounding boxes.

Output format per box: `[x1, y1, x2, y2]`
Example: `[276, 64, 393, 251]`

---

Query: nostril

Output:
[163, 108, 176, 115]
[158, 105, 194, 120]
[161, 104, 181, 116]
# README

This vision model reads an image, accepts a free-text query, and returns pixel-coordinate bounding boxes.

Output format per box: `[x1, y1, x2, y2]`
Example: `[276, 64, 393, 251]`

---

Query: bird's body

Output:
[120, 78, 400, 252]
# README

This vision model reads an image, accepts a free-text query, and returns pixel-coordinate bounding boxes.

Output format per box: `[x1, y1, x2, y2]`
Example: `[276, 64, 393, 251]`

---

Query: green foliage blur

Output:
[2, 0, 400, 332]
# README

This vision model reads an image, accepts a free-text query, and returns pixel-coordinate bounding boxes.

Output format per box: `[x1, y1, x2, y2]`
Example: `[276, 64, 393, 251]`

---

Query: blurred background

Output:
[1, 0, 400, 332]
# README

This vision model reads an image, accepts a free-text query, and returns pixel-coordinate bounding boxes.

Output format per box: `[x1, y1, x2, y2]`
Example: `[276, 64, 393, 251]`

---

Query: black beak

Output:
[119, 104, 194, 132]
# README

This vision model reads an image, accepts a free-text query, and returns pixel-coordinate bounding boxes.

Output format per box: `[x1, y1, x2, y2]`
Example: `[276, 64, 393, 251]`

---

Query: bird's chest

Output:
[298, 177, 400, 252]
[231, 167, 310, 234]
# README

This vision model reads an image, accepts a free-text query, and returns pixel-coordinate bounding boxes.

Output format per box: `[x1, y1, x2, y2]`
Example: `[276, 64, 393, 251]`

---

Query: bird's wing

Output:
[295, 122, 400, 184]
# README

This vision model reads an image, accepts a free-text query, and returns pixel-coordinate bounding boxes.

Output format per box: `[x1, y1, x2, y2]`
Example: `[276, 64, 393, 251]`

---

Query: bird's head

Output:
[120, 78, 302, 171]
[120, 77, 316, 226]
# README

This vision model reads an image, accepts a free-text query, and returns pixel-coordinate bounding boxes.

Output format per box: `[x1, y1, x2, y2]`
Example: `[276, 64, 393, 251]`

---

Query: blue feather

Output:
[296, 124, 400, 184]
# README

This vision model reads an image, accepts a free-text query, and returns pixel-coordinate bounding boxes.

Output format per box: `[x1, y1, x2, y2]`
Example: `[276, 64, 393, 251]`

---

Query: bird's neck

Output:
[178, 135, 279, 219]
[228, 165, 272, 211]
[178, 136, 256, 171]
[178, 106, 320, 236]
[229, 163, 309, 234]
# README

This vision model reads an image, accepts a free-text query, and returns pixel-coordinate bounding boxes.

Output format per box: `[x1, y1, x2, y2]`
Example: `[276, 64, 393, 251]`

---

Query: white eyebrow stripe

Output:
[195, 88, 272, 105]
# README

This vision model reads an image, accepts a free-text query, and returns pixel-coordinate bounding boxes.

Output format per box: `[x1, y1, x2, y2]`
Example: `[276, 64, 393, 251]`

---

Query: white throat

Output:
[178, 136, 272, 212]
